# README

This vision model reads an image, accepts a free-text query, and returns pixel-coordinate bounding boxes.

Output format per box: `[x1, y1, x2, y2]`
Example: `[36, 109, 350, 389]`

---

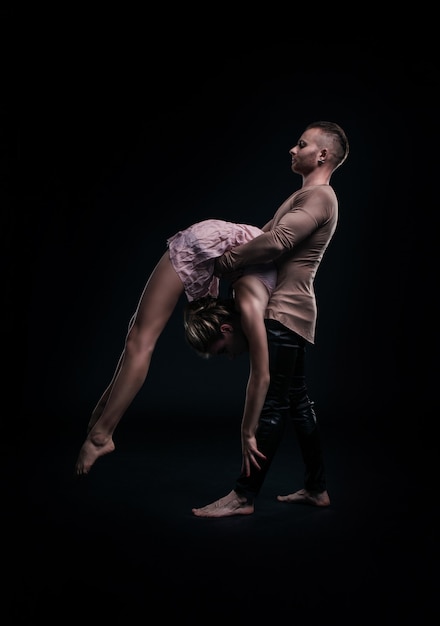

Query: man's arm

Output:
[215, 207, 317, 275]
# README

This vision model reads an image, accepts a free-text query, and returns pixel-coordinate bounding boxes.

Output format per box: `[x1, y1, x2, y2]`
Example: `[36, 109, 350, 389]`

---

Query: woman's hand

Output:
[241, 434, 267, 477]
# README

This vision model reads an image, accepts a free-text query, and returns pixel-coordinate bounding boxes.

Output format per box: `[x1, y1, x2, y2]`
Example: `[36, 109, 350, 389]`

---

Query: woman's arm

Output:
[233, 276, 271, 476]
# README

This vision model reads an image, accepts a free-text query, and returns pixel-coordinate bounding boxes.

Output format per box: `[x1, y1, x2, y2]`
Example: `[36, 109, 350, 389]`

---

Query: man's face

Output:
[208, 323, 248, 360]
[289, 128, 323, 175]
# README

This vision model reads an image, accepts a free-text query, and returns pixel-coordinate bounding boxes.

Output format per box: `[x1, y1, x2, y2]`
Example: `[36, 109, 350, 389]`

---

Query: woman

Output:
[75, 219, 276, 476]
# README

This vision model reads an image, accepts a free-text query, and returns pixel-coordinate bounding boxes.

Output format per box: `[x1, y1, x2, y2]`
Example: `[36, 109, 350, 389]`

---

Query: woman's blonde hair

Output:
[183, 296, 237, 358]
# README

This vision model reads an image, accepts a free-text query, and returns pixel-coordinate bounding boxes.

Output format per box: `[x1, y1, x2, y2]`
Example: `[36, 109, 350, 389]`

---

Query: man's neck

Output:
[301, 170, 332, 188]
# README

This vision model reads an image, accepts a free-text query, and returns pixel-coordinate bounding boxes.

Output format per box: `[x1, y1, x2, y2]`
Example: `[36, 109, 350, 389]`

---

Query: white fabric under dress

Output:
[167, 219, 276, 301]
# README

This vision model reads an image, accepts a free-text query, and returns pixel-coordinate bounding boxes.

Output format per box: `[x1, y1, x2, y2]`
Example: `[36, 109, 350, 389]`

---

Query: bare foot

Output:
[192, 490, 254, 518]
[277, 489, 330, 507]
[75, 435, 115, 476]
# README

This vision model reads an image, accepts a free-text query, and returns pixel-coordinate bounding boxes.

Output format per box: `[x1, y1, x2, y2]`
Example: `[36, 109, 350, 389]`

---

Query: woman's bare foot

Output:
[192, 490, 254, 518]
[75, 435, 115, 476]
[277, 489, 330, 507]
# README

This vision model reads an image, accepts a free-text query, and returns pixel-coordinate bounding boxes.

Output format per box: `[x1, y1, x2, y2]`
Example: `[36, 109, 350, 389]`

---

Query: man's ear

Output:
[318, 148, 327, 163]
[220, 323, 234, 334]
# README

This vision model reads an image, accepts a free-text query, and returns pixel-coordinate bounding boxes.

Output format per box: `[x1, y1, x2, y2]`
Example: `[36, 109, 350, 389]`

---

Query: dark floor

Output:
[7, 412, 437, 625]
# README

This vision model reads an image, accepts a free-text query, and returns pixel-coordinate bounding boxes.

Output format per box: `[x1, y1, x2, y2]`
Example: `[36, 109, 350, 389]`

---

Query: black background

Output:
[4, 14, 438, 625]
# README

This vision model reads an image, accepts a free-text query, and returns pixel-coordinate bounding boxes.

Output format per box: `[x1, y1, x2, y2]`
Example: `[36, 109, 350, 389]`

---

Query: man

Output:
[192, 120, 350, 517]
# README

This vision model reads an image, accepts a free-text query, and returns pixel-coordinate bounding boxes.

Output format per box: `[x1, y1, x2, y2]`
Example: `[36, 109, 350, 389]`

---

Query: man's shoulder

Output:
[295, 185, 336, 199]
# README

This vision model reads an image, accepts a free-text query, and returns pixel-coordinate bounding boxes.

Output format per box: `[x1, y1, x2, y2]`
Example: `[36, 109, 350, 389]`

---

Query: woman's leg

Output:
[75, 251, 184, 475]
[87, 313, 136, 431]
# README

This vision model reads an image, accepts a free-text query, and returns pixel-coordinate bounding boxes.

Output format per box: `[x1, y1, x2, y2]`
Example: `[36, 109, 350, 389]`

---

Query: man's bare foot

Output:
[192, 490, 254, 518]
[75, 435, 115, 476]
[277, 489, 330, 507]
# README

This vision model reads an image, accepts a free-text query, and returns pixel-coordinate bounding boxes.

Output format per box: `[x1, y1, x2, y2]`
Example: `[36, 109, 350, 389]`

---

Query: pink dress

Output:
[167, 219, 277, 301]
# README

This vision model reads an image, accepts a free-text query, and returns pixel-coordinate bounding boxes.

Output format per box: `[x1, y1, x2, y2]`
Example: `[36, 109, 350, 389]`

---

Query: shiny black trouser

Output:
[234, 319, 326, 503]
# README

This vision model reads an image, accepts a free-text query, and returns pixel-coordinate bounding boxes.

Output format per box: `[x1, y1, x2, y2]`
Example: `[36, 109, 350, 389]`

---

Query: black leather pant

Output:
[235, 319, 326, 502]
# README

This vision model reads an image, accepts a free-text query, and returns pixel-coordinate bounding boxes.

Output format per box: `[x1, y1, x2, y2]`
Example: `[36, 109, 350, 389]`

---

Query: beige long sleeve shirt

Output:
[215, 185, 339, 344]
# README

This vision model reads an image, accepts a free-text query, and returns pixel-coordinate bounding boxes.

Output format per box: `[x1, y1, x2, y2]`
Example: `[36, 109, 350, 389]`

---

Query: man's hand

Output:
[213, 257, 224, 277]
[214, 257, 243, 283]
